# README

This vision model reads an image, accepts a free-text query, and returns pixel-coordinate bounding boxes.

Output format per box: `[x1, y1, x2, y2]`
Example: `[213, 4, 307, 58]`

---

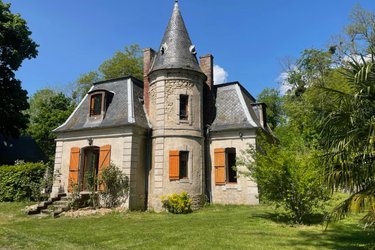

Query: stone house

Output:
[51, 1, 269, 211]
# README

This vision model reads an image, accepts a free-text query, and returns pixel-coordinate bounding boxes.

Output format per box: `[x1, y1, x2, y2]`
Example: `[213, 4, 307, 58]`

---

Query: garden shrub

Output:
[99, 163, 129, 208]
[0, 162, 47, 201]
[161, 192, 192, 214]
[240, 131, 329, 224]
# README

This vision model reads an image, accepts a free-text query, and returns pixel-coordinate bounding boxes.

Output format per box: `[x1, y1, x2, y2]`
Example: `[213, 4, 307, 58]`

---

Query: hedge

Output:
[0, 162, 47, 202]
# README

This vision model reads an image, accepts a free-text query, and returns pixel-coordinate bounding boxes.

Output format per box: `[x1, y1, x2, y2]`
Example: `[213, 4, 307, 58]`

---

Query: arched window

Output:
[90, 94, 103, 116]
[88, 90, 113, 118]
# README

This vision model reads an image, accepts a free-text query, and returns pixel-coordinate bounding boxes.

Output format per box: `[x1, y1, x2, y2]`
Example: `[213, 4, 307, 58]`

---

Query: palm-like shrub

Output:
[321, 60, 375, 227]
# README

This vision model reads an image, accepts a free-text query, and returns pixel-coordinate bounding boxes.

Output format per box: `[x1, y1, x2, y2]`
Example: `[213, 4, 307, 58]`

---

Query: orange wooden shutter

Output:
[214, 148, 225, 185]
[98, 144, 111, 191]
[68, 147, 80, 192]
[169, 150, 179, 180]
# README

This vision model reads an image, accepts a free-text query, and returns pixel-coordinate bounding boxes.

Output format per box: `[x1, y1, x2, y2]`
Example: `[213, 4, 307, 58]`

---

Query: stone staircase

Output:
[26, 193, 71, 218]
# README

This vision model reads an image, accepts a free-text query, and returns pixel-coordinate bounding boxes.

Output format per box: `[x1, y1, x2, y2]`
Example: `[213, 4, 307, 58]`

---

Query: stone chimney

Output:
[200, 54, 215, 125]
[199, 54, 214, 89]
[252, 103, 268, 129]
[143, 48, 155, 115]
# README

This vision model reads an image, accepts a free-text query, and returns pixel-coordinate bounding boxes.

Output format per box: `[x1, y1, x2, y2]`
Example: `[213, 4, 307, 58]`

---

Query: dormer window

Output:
[90, 93, 103, 116]
[88, 90, 113, 118]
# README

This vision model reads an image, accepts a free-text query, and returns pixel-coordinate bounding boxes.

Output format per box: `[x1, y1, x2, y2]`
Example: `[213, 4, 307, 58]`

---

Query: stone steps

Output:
[26, 193, 69, 217]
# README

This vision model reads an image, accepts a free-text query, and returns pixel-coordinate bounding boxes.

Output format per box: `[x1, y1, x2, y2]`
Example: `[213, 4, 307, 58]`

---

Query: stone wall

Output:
[52, 126, 147, 210]
[209, 129, 259, 205]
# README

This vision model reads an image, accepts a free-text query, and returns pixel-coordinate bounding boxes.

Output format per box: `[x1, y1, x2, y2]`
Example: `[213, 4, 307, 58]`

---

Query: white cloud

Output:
[342, 54, 372, 64]
[277, 71, 293, 95]
[213, 64, 228, 84]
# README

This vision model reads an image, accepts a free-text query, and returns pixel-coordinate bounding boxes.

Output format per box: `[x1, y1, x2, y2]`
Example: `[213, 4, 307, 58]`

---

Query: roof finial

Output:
[175, 0, 178, 3]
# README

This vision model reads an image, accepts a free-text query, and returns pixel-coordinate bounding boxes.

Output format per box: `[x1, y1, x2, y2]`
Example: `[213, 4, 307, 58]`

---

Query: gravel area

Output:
[61, 207, 126, 218]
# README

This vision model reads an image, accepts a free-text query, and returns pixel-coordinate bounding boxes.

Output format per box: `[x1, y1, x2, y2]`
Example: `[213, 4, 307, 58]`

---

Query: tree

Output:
[99, 44, 143, 80]
[248, 50, 347, 224]
[332, 5, 375, 67]
[73, 44, 143, 101]
[282, 49, 347, 147]
[72, 71, 100, 102]
[256, 88, 283, 130]
[280, 6, 375, 227]
[0, 1, 38, 138]
[322, 60, 375, 228]
[308, 6, 375, 228]
[241, 128, 328, 223]
[26, 89, 75, 163]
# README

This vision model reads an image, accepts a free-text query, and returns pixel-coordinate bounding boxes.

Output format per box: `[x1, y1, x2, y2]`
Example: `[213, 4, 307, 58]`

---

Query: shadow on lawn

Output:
[253, 212, 375, 249]
[291, 224, 375, 250]
[253, 212, 325, 226]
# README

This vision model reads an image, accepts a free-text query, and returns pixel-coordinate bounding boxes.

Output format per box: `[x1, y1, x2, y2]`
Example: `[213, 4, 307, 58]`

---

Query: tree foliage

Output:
[322, 60, 375, 228]
[241, 129, 328, 223]
[273, 6, 375, 227]
[0, 1, 38, 138]
[26, 89, 75, 162]
[256, 88, 283, 130]
[332, 5, 375, 66]
[248, 7, 375, 225]
[73, 44, 143, 101]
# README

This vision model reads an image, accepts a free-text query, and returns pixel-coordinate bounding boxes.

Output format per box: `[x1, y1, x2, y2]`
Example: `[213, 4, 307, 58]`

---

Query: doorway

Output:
[81, 146, 99, 191]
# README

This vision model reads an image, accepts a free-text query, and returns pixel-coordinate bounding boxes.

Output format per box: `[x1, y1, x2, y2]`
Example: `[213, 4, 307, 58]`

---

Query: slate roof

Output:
[53, 76, 149, 133]
[151, 1, 202, 74]
[0, 136, 45, 165]
[211, 82, 262, 132]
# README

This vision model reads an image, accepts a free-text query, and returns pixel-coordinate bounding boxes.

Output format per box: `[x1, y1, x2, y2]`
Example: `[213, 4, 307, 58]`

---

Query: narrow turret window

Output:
[179, 94, 189, 120]
[179, 151, 189, 179]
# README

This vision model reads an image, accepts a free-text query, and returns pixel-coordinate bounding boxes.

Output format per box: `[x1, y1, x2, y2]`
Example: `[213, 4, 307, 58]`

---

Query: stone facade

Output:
[147, 70, 206, 210]
[52, 126, 147, 210]
[209, 130, 259, 205]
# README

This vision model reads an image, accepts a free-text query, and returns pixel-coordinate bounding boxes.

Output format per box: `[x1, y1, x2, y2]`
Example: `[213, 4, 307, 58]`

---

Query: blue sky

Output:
[7, 0, 375, 99]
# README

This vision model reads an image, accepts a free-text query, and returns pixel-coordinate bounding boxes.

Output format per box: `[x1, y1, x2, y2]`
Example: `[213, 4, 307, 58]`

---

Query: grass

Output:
[0, 202, 374, 249]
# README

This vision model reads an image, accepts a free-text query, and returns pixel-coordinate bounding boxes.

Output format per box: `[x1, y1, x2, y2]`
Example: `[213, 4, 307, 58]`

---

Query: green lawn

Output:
[0, 202, 374, 249]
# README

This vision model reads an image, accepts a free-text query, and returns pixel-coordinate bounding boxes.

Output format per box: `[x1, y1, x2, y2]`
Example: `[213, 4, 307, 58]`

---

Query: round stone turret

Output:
[147, 1, 206, 211]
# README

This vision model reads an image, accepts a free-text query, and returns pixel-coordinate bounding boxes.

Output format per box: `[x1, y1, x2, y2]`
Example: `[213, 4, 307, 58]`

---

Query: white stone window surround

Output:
[170, 144, 193, 184]
[175, 89, 193, 126]
[220, 182, 242, 191]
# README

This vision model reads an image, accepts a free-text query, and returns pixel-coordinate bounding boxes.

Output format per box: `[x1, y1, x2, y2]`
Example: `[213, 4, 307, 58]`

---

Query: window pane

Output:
[179, 95, 189, 120]
[227, 148, 237, 183]
[179, 151, 189, 179]
[91, 94, 102, 116]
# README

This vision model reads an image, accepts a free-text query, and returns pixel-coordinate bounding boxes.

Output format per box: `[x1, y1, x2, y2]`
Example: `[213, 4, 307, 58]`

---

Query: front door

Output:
[81, 147, 99, 191]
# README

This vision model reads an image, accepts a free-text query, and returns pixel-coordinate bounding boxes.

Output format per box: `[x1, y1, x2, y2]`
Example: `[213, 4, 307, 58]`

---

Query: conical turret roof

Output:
[151, 1, 202, 73]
